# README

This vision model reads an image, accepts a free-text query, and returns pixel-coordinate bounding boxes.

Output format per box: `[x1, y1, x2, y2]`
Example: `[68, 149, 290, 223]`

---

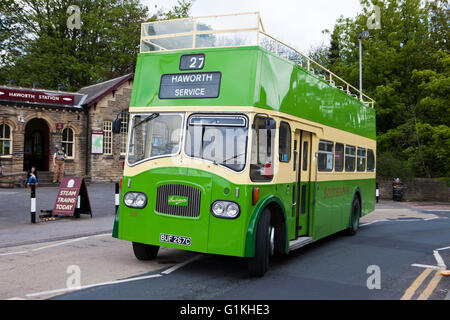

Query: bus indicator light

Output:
[252, 187, 259, 205]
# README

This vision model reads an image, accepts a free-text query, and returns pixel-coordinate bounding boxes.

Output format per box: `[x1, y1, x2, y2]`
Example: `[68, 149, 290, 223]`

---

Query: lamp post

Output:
[358, 31, 370, 101]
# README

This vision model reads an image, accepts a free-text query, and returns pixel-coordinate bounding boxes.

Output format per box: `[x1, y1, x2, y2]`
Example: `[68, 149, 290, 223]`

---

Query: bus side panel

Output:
[311, 178, 375, 241]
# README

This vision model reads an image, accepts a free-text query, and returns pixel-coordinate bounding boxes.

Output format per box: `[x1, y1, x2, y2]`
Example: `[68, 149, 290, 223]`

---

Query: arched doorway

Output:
[24, 118, 50, 172]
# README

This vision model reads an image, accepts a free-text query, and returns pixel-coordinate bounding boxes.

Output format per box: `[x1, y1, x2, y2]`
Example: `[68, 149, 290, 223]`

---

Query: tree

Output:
[321, 0, 449, 178]
[0, 0, 194, 91]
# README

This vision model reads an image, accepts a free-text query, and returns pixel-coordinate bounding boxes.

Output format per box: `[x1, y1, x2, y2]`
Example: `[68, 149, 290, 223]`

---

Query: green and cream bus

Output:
[112, 12, 376, 276]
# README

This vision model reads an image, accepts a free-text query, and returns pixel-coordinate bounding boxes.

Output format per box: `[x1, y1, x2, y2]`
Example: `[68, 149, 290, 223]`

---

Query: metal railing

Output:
[140, 12, 375, 108]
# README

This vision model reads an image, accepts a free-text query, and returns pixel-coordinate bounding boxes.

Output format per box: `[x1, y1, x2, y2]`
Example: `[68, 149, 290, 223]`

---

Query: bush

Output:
[376, 152, 415, 179]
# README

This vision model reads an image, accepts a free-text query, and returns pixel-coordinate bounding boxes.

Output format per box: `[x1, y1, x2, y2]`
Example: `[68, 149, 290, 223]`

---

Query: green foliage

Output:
[0, 0, 194, 91]
[314, 0, 449, 178]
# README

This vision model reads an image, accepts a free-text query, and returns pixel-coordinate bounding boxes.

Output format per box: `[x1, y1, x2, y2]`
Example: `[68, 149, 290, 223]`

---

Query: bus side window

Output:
[357, 147, 366, 172]
[302, 141, 308, 171]
[367, 149, 375, 172]
[279, 122, 291, 163]
[318, 140, 333, 171]
[250, 116, 275, 182]
[335, 143, 344, 172]
[345, 145, 356, 171]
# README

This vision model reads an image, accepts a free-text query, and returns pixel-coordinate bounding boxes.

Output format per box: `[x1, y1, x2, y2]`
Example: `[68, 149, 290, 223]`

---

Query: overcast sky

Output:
[143, 0, 363, 53]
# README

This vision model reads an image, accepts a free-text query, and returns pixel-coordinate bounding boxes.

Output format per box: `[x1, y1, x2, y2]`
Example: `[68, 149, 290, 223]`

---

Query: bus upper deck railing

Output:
[141, 12, 375, 108]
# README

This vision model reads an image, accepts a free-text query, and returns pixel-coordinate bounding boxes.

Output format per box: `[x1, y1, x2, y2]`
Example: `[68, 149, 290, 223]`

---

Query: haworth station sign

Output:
[0, 88, 75, 105]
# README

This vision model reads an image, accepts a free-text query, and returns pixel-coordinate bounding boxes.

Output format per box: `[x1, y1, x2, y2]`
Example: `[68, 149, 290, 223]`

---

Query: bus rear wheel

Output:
[248, 208, 271, 277]
[347, 197, 361, 236]
[132, 242, 160, 260]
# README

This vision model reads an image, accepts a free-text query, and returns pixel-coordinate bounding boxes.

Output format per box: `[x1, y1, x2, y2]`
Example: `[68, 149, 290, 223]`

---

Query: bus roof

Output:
[140, 12, 375, 108]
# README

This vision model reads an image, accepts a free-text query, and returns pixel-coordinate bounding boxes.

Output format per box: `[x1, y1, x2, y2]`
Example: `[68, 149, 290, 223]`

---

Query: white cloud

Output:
[143, 0, 362, 53]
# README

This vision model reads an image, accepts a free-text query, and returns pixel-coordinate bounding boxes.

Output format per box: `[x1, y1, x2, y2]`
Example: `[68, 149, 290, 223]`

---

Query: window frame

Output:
[0, 123, 12, 156]
[61, 127, 75, 158]
[334, 142, 344, 172]
[120, 111, 129, 155]
[278, 121, 291, 163]
[345, 145, 356, 172]
[357, 147, 367, 172]
[250, 115, 276, 182]
[367, 149, 375, 172]
[318, 139, 334, 172]
[103, 121, 113, 155]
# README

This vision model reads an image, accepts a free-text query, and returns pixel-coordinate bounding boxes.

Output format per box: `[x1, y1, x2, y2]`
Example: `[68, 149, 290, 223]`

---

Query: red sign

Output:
[56, 123, 64, 130]
[0, 87, 75, 105]
[52, 177, 92, 217]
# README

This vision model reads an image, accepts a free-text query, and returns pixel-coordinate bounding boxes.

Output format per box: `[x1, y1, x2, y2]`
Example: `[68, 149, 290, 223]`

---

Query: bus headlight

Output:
[211, 201, 240, 219]
[124, 192, 147, 209]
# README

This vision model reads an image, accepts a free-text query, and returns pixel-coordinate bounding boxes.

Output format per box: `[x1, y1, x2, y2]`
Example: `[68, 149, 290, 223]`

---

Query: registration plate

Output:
[160, 233, 191, 246]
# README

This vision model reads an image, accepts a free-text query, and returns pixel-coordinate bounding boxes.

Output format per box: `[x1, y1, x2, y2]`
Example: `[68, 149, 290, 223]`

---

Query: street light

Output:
[358, 31, 370, 101]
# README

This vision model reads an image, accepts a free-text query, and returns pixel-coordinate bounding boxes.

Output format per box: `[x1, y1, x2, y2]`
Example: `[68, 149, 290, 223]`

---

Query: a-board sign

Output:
[159, 72, 221, 99]
[52, 177, 92, 217]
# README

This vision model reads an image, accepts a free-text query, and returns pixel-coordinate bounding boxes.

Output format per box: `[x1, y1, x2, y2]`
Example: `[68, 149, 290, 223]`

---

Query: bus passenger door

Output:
[295, 130, 312, 237]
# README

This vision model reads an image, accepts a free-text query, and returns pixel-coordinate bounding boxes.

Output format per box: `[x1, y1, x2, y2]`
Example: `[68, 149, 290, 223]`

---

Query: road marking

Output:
[92, 233, 111, 237]
[417, 270, 442, 300]
[25, 274, 162, 298]
[7, 297, 26, 300]
[0, 250, 28, 257]
[400, 268, 433, 300]
[433, 250, 447, 269]
[161, 255, 202, 275]
[424, 217, 439, 221]
[411, 264, 444, 270]
[31, 237, 89, 252]
[436, 245, 450, 251]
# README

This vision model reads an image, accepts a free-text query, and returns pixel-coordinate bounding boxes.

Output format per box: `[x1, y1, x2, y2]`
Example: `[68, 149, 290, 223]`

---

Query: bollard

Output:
[30, 184, 36, 223]
[115, 182, 120, 214]
[376, 182, 379, 203]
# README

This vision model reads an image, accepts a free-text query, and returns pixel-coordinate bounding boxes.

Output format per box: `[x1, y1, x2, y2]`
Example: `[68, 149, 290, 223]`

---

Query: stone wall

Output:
[377, 178, 450, 202]
[0, 104, 87, 177]
[88, 80, 133, 182]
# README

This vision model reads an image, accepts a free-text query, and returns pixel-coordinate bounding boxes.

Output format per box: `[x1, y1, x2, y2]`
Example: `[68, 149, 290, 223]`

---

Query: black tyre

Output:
[248, 208, 271, 277]
[132, 242, 160, 260]
[347, 197, 361, 236]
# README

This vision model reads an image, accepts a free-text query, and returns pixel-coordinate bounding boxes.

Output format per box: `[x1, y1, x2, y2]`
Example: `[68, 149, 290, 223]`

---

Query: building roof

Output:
[77, 73, 134, 106]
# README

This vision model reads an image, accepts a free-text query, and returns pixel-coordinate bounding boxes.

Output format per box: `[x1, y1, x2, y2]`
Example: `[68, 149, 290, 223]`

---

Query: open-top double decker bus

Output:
[112, 12, 376, 276]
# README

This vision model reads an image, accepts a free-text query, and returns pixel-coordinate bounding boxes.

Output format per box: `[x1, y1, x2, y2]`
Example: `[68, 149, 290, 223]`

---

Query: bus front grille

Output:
[156, 184, 201, 217]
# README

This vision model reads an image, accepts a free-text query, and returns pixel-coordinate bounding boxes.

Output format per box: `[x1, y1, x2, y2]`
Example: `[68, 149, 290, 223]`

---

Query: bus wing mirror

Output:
[112, 118, 121, 134]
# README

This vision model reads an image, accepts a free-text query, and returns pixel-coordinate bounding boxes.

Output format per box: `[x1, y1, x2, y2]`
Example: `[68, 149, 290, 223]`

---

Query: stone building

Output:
[0, 74, 133, 186]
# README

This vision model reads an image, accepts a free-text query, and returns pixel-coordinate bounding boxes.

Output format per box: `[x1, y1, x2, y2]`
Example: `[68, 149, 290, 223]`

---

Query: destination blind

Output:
[159, 72, 221, 99]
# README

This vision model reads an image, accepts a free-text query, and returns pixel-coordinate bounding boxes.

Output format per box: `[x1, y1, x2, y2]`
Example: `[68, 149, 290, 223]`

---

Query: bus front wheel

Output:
[132, 242, 160, 260]
[347, 197, 361, 236]
[248, 208, 271, 277]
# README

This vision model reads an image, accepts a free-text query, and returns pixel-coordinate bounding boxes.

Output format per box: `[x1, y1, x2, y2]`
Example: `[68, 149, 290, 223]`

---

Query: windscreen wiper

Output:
[134, 113, 160, 128]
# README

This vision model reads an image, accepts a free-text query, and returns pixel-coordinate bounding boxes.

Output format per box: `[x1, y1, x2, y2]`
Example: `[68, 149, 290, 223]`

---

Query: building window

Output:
[62, 128, 74, 158]
[279, 122, 291, 162]
[335, 143, 344, 172]
[0, 124, 12, 155]
[367, 149, 375, 172]
[120, 111, 129, 154]
[318, 140, 333, 171]
[103, 121, 112, 155]
[357, 147, 366, 172]
[345, 145, 356, 172]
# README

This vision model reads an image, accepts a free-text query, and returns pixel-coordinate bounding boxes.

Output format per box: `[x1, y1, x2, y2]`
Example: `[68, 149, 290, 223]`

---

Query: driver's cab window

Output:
[250, 116, 276, 182]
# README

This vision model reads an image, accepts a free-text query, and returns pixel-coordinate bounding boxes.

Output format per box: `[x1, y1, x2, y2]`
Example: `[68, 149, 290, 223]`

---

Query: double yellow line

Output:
[401, 268, 443, 300]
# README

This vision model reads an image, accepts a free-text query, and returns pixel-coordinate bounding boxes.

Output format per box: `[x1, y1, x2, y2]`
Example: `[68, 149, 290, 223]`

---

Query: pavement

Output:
[0, 184, 116, 248]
